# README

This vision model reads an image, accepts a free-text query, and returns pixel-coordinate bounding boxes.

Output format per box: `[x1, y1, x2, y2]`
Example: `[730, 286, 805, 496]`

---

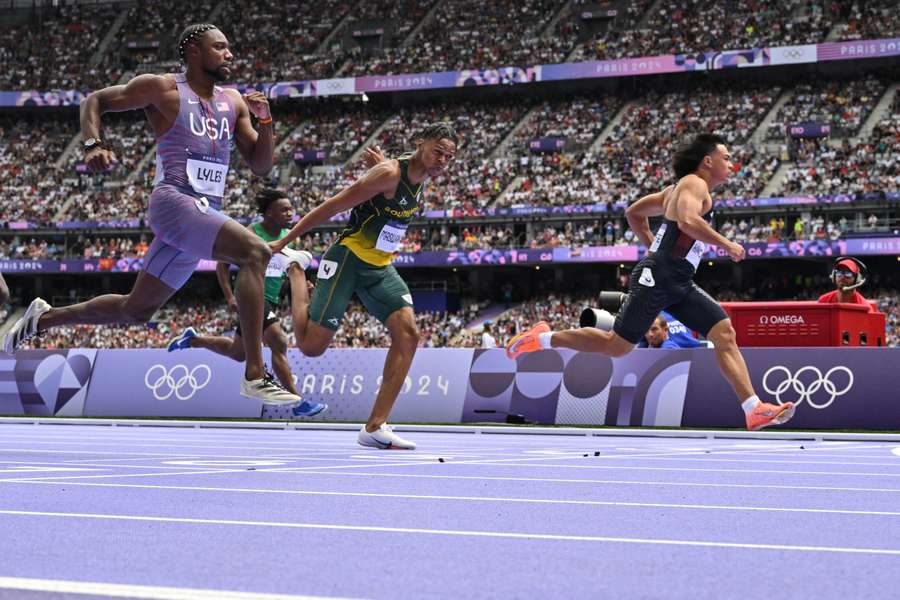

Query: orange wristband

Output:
[257, 116, 273, 126]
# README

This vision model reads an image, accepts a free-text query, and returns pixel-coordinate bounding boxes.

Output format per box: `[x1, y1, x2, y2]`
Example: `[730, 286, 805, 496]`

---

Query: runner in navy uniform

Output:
[507, 134, 795, 431]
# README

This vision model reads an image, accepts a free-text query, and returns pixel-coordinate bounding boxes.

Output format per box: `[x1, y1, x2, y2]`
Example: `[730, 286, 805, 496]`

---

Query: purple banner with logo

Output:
[3, 192, 885, 231]
[3, 38, 898, 107]
[84, 349, 262, 417]
[790, 122, 831, 138]
[817, 37, 900, 61]
[3, 348, 899, 430]
[682, 348, 900, 429]
[465, 348, 900, 429]
[263, 348, 471, 421]
[2, 237, 898, 276]
[529, 137, 566, 153]
[82, 348, 471, 421]
[293, 149, 328, 164]
[0, 350, 98, 417]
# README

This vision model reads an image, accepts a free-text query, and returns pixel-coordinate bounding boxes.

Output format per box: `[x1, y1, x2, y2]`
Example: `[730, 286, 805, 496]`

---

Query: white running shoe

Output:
[240, 370, 302, 406]
[2, 297, 51, 355]
[279, 248, 313, 271]
[357, 424, 416, 450]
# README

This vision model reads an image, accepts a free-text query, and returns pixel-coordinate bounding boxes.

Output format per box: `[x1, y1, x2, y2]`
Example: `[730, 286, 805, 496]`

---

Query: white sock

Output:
[741, 395, 761, 414]
[538, 331, 554, 349]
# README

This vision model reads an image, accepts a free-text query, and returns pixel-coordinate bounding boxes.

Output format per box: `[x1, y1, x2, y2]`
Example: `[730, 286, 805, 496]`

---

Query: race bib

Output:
[375, 221, 408, 253]
[686, 240, 706, 269]
[317, 259, 338, 280]
[186, 157, 228, 197]
[266, 252, 286, 278]
[649, 223, 666, 252]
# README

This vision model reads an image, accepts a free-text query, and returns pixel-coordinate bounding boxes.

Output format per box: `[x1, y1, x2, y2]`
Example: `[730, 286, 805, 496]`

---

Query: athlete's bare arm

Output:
[673, 175, 744, 262]
[230, 89, 274, 177]
[361, 145, 387, 168]
[80, 74, 173, 172]
[271, 160, 400, 253]
[625, 185, 671, 247]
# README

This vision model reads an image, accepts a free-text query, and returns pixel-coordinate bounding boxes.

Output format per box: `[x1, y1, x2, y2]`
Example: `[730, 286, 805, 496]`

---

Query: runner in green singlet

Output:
[168, 188, 326, 416]
[271, 123, 460, 449]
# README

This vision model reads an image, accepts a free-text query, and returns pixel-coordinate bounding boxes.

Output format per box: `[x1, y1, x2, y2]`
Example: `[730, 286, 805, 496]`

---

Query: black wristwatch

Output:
[83, 138, 104, 153]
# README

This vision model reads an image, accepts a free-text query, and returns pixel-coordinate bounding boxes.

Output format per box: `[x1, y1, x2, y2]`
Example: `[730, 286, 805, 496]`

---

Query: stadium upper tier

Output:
[0, 81, 896, 229]
[1, 0, 899, 91]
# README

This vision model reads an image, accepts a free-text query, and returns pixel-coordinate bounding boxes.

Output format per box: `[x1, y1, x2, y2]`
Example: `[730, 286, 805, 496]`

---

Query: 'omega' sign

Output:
[759, 315, 806, 325]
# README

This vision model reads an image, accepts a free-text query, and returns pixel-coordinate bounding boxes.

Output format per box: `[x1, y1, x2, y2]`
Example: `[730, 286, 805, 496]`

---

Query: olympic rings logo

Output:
[144, 364, 212, 401]
[762, 365, 854, 410]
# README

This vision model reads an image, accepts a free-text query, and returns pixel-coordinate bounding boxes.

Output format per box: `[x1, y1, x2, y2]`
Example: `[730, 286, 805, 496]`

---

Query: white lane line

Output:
[0, 460, 261, 472]
[6, 479, 900, 518]
[0, 448, 309, 459]
[1, 509, 899, 556]
[0, 466, 98, 474]
[0, 576, 359, 600]
[597, 455, 900, 468]
[0, 440, 361, 452]
[285, 470, 900, 494]
[0, 469, 243, 483]
[412, 461, 900, 479]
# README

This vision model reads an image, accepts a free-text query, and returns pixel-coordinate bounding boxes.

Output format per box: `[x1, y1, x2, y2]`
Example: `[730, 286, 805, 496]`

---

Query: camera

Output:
[579, 291, 627, 331]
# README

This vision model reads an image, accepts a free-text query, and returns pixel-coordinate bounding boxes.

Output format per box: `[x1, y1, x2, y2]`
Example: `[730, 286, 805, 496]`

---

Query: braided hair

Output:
[417, 122, 460, 146]
[177, 23, 218, 62]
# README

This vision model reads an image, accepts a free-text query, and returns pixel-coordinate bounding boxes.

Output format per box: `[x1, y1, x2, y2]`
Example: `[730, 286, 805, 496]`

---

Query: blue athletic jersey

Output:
[662, 311, 702, 348]
[637, 311, 701, 348]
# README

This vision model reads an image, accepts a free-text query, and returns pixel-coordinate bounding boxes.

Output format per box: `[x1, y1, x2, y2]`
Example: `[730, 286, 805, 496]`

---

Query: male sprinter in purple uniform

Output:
[506, 133, 795, 431]
[2, 24, 300, 404]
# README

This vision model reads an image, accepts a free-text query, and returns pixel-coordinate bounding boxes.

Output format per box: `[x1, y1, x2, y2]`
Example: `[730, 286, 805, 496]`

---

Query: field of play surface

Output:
[1, 423, 899, 599]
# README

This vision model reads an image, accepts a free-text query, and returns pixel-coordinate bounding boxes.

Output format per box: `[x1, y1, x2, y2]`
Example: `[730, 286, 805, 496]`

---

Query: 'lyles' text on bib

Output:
[186, 157, 228, 197]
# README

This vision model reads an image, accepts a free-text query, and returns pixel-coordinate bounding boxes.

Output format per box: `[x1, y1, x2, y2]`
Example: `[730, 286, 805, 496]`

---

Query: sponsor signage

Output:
[0, 348, 897, 431]
[3, 38, 897, 106]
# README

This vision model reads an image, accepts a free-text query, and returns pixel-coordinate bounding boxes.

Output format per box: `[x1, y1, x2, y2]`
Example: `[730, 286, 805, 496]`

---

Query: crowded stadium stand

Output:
[0, 0, 897, 353]
[1, 4, 900, 598]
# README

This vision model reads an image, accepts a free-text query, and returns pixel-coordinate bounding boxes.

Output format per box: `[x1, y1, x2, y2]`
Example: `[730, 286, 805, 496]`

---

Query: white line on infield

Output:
[278, 470, 900, 494]
[0, 576, 360, 600]
[5, 479, 900, 518]
[0, 509, 898, 556]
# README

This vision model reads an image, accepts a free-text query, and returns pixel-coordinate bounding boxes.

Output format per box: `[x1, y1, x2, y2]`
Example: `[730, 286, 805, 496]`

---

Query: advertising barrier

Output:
[1, 348, 897, 430]
[1, 237, 897, 276]
[4, 191, 894, 231]
[2, 38, 897, 106]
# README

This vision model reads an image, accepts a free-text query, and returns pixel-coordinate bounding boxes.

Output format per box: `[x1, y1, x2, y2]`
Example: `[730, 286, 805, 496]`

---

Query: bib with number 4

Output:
[375, 221, 408, 253]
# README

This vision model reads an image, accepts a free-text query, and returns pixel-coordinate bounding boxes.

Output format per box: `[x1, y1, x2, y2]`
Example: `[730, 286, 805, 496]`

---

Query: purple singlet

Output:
[144, 73, 237, 289]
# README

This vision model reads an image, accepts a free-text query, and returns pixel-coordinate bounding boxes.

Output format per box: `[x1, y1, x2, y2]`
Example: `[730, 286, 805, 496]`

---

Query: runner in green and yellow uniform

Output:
[168, 188, 326, 416]
[271, 123, 460, 449]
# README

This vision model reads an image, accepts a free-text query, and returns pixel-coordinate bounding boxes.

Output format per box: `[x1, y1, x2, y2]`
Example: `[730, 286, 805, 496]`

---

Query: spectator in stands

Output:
[481, 321, 498, 348]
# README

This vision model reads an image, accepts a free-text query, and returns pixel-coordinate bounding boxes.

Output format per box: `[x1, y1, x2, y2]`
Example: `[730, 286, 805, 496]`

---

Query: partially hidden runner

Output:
[167, 187, 327, 417]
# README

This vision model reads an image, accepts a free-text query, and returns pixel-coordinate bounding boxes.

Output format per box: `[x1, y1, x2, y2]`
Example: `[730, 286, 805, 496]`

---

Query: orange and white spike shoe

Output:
[505, 321, 551, 359]
[746, 401, 796, 431]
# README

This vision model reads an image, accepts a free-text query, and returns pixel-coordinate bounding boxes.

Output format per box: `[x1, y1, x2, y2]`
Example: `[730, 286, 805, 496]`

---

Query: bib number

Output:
[186, 157, 228, 197]
[686, 240, 705, 269]
[375, 221, 407, 253]
[266, 253, 286, 278]
[649, 223, 666, 252]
